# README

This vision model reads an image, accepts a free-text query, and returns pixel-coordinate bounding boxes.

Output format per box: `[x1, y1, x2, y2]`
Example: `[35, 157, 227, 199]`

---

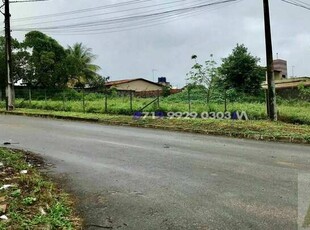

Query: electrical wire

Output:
[280, 0, 310, 10]
[41, 0, 241, 36]
[12, 0, 153, 21]
[13, 0, 241, 33]
[12, 0, 209, 27]
[10, 0, 49, 3]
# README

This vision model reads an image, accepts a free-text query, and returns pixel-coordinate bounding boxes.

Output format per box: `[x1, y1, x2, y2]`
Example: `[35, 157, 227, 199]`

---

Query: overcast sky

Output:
[4, 0, 310, 87]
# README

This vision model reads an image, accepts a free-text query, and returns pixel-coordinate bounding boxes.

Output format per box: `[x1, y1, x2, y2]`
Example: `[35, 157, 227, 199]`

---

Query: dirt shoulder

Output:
[0, 148, 82, 229]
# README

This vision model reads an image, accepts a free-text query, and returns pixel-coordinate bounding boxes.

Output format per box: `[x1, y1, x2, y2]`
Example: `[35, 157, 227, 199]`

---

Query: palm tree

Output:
[67, 43, 101, 87]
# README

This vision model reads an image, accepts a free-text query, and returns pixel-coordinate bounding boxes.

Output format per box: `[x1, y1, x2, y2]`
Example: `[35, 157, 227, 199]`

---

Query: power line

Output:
[32, 4, 227, 35]
[50, 1, 242, 35]
[279, 0, 310, 10]
[13, 0, 241, 33]
[12, 0, 153, 21]
[10, 0, 48, 3]
[12, 0, 209, 27]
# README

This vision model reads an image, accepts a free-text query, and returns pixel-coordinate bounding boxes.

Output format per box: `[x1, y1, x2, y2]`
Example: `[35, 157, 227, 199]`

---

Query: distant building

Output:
[157, 77, 171, 87]
[262, 77, 310, 100]
[105, 78, 163, 92]
[273, 59, 288, 80]
[105, 78, 182, 97]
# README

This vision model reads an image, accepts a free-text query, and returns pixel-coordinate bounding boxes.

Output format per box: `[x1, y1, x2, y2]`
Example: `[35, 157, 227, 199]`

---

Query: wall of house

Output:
[134, 89, 183, 98]
[113, 80, 163, 92]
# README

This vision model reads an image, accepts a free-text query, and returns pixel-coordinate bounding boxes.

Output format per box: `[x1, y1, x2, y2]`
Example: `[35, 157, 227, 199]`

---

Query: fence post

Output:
[104, 93, 108, 113]
[157, 90, 160, 109]
[62, 90, 66, 111]
[130, 90, 133, 112]
[188, 89, 191, 113]
[82, 89, 85, 113]
[44, 88, 47, 109]
[224, 90, 227, 112]
[28, 87, 32, 105]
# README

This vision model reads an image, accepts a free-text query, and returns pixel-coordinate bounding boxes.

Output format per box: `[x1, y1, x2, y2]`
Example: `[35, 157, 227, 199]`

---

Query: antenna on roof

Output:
[152, 69, 158, 82]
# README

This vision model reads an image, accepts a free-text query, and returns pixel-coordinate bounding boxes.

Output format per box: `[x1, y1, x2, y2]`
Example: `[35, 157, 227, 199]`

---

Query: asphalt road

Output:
[0, 115, 310, 230]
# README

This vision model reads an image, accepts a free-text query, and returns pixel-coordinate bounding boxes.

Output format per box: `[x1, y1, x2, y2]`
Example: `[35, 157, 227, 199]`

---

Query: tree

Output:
[88, 75, 109, 92]
[2, 33, 103, 93]
[67, 43, 101, 88]
[23, 31, 68, 88]
[219, 44, 265, 95]
[162, 85, 172, 97]
[186, 54, 218, 103]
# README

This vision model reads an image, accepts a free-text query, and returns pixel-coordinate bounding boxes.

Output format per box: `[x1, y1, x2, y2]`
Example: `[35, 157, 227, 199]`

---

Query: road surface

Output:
[0, 115, 310, 230]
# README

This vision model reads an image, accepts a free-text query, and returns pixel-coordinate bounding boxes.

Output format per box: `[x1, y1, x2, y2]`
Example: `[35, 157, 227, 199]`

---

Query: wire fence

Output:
[1, 86, 309, 125]
[0, 86, 234, 115]
[0, 86, 281, 120]
[0, 87, 165, 115]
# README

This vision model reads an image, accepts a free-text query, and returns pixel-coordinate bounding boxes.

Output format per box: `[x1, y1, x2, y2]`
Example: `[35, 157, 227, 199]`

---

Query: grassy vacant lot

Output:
[0, 148, 81, 229]
[0, 89, 309, 144]
[2, 96, 309, 125]
[1, 88, 309, 124]
[1, 108, 310, 144]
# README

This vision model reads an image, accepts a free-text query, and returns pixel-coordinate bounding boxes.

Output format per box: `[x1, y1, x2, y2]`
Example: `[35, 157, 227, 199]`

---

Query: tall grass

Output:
[1, 90, 309, 125]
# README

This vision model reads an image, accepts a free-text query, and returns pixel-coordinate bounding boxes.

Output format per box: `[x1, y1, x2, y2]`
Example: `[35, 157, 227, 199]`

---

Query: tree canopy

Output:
[219, 44, 265, 95]
[66, 43, 101, 88]
[0, 31, 103, 91]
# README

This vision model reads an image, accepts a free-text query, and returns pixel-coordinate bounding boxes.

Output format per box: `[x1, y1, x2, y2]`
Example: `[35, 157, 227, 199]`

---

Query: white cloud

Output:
[1, 0, 310, 86]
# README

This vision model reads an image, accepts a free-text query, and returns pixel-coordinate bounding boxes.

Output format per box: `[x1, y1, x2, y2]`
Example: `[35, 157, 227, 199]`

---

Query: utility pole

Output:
[4, 0, 14, 111]
[263, 0, 277, 121]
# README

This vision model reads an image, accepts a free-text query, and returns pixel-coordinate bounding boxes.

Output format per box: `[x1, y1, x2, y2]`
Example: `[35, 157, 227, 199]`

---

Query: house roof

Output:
[105, 78, 162, 87]
[262, 77, 310, 89]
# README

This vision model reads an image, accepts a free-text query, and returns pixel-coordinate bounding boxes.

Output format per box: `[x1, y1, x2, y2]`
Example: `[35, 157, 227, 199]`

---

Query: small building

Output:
[105, 78, 163, 92]
[273, 59, 288, 80]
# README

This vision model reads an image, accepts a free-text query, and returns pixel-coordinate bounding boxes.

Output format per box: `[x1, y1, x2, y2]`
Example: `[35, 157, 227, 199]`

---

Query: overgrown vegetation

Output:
[1, 86, 309, 125]
[304, 206, 310, 228]
[0, 148, 81, 229]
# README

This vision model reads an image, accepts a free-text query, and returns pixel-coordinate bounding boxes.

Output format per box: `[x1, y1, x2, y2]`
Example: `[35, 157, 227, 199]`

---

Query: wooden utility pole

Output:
[263, 0, 277, 121]
[4, 0, 14, 111]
